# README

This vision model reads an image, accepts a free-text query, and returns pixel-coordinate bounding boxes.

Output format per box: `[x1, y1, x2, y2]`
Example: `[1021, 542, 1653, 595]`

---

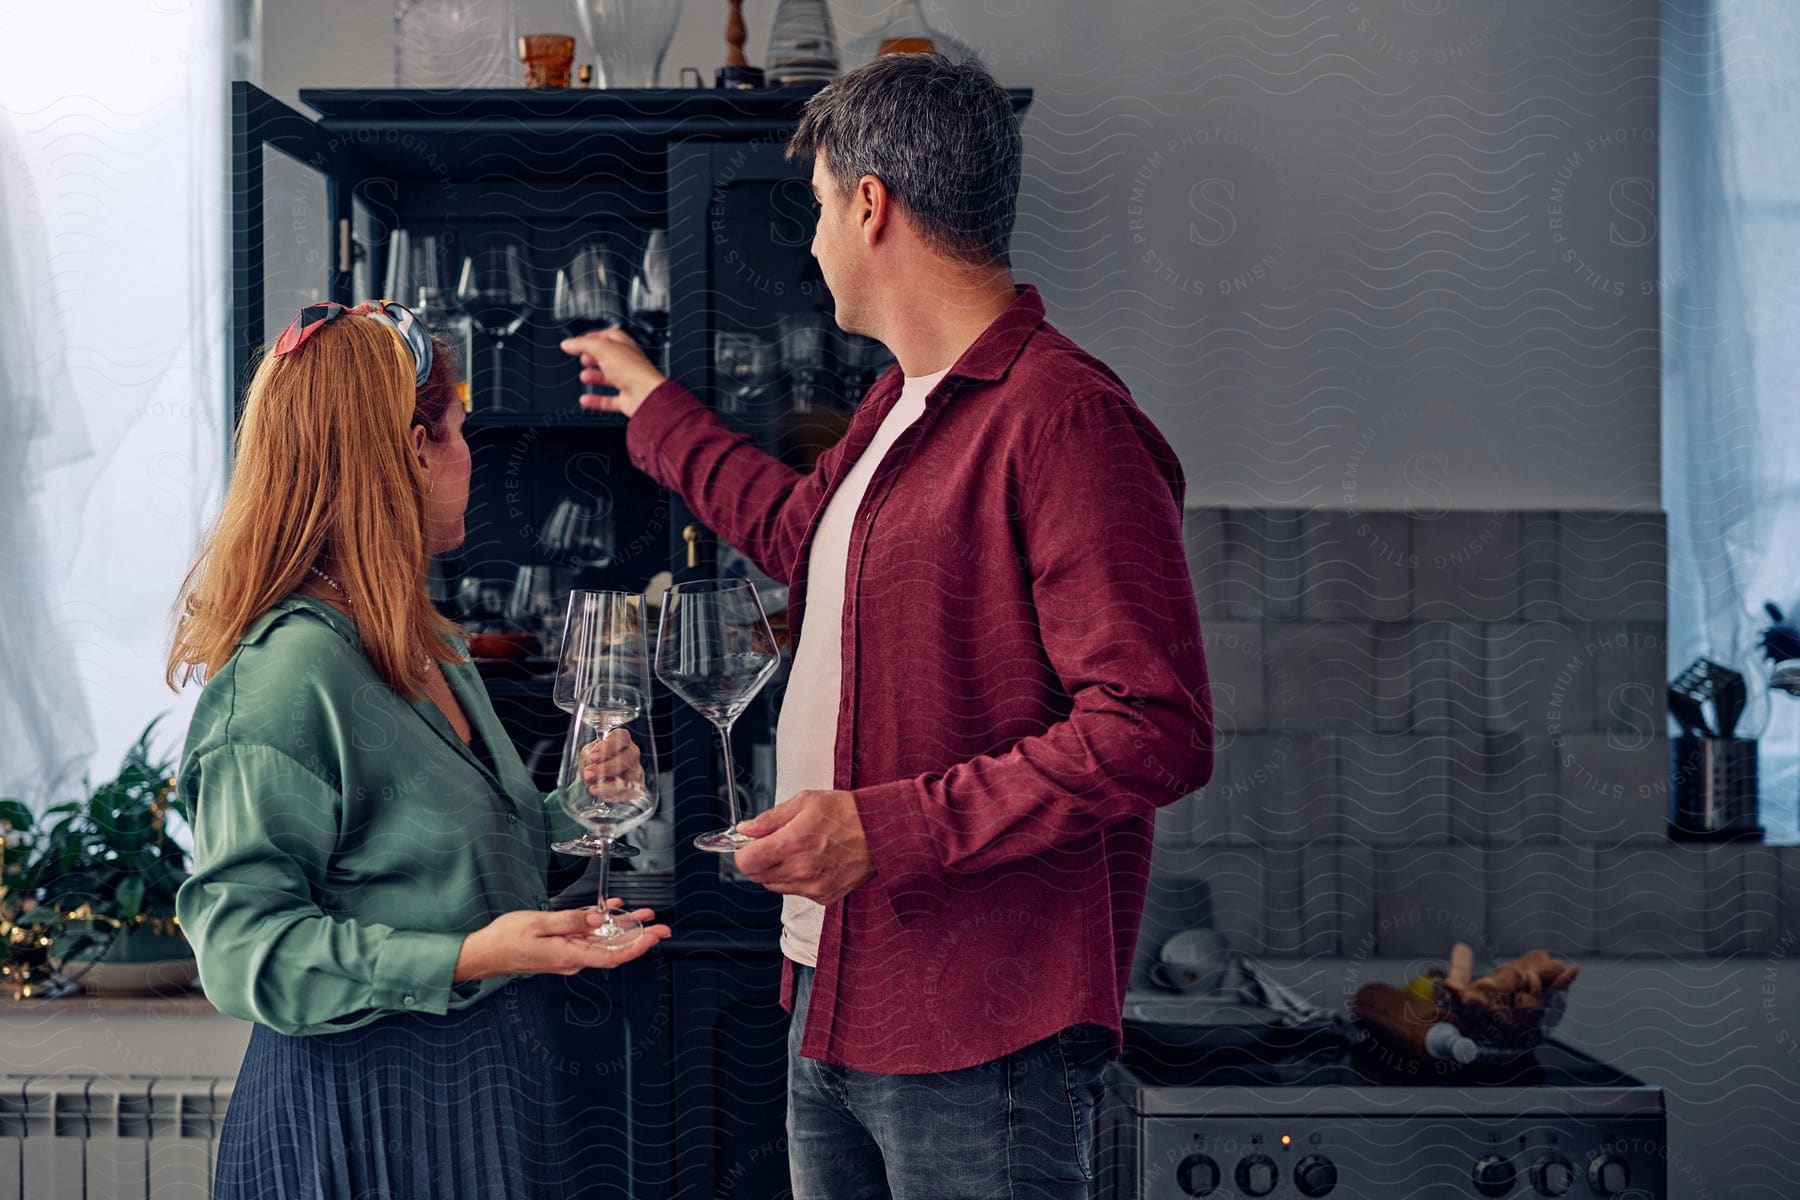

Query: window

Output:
[0, 3, 228, 805]
[1661, 0, 1800, 841]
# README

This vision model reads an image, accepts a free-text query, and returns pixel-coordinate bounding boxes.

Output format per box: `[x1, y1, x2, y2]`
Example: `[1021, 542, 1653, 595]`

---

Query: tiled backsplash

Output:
[1156, 508, 1800, 960]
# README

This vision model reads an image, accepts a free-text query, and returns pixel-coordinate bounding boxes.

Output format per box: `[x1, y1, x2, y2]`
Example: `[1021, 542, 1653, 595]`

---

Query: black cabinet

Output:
[227, 81, 1029, 1200]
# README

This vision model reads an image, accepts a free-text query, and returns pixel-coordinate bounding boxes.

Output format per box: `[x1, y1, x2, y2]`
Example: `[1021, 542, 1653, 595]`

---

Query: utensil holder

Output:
[1669, 735, 1762, 840]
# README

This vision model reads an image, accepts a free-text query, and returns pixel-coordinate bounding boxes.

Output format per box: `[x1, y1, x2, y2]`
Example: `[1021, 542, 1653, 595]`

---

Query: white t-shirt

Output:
[775, 365, 950, 967]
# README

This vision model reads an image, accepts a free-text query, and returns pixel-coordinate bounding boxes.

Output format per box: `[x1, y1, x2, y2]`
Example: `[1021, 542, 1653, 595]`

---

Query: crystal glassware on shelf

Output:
[554, 692, 658, 948]
[455, 240, 535, 411]
[552, 236, 627, 398]
[713, 329, 781, 417]
[551, 589, 651, 860]
[456, 575, 513, 629]
[387, 229, 474, 411]
[388, 229, 447, 311]
[572, 0, 684, 87]
[778, 310, 831, 413]
[394, 0, 517, 86]
[654, 579, 780, 853]
[766, 0, 839, 87]
[542, 494, 616, 570]
[626, 227, 670, 356]
[507, 564, 574, 647]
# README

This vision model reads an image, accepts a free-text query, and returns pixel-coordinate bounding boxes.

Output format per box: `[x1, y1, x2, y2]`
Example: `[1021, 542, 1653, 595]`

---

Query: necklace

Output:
[307, 563, 350, 601]
[307, 565, 433, 675]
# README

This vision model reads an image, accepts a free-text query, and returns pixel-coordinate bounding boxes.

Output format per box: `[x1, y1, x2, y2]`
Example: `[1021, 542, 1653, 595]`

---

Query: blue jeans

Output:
[786, 963, 1112, 1200]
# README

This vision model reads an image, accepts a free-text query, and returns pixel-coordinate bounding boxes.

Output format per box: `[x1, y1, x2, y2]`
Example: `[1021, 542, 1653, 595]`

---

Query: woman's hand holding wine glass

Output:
[452, 903, 669, 981]
[580, 727, 644, 800]
[558, 696, 660, 952]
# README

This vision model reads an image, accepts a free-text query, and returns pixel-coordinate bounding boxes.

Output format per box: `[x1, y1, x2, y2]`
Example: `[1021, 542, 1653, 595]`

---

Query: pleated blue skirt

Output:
[213, 977, 570, 1200]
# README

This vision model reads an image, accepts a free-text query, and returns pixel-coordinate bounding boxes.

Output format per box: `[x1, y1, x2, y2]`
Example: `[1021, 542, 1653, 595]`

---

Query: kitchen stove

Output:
[1095, 994, 1666, 1199]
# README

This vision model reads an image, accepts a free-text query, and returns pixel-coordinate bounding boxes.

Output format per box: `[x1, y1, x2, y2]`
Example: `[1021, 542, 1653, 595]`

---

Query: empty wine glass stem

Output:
[595, 834, 614, 925]
[717, 718, 744, 831]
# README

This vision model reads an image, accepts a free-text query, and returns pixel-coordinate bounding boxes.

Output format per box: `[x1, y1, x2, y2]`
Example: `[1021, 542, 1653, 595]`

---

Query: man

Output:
[561, 53, 1211, 1200]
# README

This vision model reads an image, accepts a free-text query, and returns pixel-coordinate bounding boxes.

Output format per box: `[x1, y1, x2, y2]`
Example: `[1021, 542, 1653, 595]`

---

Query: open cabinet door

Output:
[227, 82, 354, 452]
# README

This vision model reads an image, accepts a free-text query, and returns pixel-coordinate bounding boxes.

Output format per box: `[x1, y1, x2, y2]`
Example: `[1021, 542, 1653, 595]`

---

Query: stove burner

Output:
[1121, 1017, 1645, 1092]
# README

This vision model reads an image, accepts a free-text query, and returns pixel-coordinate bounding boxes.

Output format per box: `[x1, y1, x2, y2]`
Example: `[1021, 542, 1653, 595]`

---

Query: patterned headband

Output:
[271, 299, 434, 389]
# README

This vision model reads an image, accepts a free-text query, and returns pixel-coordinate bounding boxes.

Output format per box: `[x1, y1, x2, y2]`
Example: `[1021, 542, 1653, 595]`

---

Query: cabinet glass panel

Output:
[701, 146, 894, 473]
[261, 145, 329, 326]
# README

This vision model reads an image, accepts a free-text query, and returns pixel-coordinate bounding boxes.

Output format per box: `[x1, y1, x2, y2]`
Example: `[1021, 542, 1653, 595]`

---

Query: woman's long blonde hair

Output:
[166, 313, 464, 699]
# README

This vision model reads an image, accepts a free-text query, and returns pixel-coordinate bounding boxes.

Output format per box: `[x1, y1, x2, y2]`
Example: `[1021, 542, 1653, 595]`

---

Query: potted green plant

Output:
[0, 717, 195, 997]
[0, 799, 60, 998]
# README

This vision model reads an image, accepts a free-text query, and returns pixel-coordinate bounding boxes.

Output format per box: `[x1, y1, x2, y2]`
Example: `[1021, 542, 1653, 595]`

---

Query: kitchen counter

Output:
[0, 982, 250, 1077]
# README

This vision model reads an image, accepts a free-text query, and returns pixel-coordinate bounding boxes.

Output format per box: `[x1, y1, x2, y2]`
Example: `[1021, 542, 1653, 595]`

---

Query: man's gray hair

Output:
[786, 53, 1021, 269]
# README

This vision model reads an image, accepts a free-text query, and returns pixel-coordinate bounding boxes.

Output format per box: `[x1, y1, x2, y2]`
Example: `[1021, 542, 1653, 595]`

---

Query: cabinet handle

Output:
[683, 524, 702, 569]
[337, 218, 353, 274]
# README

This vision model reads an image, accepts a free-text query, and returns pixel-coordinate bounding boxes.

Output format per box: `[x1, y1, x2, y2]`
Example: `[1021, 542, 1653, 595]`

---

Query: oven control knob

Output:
[1236, 1154, 1279, 1196]
[1473, 1154, 1517, 1196]
[1530, 1154, 1575, 1196]
[1588, 1156, 1631, 1195]
[1295, 1153, 1338, 1196]
[1175, 1153, 1221, 1197]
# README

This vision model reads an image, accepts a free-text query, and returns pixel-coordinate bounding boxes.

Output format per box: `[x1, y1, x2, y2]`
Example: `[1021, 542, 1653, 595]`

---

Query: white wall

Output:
[257, 0, 1662, 513]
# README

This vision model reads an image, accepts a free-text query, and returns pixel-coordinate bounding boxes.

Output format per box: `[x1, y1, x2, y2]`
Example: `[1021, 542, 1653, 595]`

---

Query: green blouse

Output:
[173, 593, 587, 1035]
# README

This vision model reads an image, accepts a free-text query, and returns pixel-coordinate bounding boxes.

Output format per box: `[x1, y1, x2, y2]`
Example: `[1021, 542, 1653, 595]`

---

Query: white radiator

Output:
[0, 1077, 231, 1200]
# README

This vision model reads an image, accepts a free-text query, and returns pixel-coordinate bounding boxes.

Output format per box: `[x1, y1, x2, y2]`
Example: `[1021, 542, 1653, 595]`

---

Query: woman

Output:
[166, 300, 669, 1200]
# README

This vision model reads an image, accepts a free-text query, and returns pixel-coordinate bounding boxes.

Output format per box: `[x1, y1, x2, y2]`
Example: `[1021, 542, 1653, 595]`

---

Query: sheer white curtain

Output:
[1662, 0, 1800, 840]
[0, 1, 228, 807]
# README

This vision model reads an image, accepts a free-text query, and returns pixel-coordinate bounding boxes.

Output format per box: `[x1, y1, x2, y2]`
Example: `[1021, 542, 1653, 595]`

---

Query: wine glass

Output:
[553, 237, 626, 399]
[713, 330, 781, 417]
[391, 228, 475, 409]
[508, 565, 574, 647]
[552, 589, 648, 859]
[542, 495, 616, 569]
[654, 579, 780, 853]
[627, 228, 670, 355]
[387, 229, 448, 310]
[456, 575, 512, 628]
[778, 311, 830, 414]
[555, 696, 657, 948]
[455, 240, 535, 408]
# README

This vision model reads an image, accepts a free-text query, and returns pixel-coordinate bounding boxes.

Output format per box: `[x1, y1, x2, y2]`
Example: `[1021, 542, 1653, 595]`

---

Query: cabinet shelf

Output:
[463, 410, 627, 431]
[296, 86, 1032, 182]
[302, 86, 845, 123]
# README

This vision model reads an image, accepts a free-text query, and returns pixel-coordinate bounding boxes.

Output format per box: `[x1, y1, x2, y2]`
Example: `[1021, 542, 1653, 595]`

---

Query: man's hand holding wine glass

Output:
[732, 789, 875, 906]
